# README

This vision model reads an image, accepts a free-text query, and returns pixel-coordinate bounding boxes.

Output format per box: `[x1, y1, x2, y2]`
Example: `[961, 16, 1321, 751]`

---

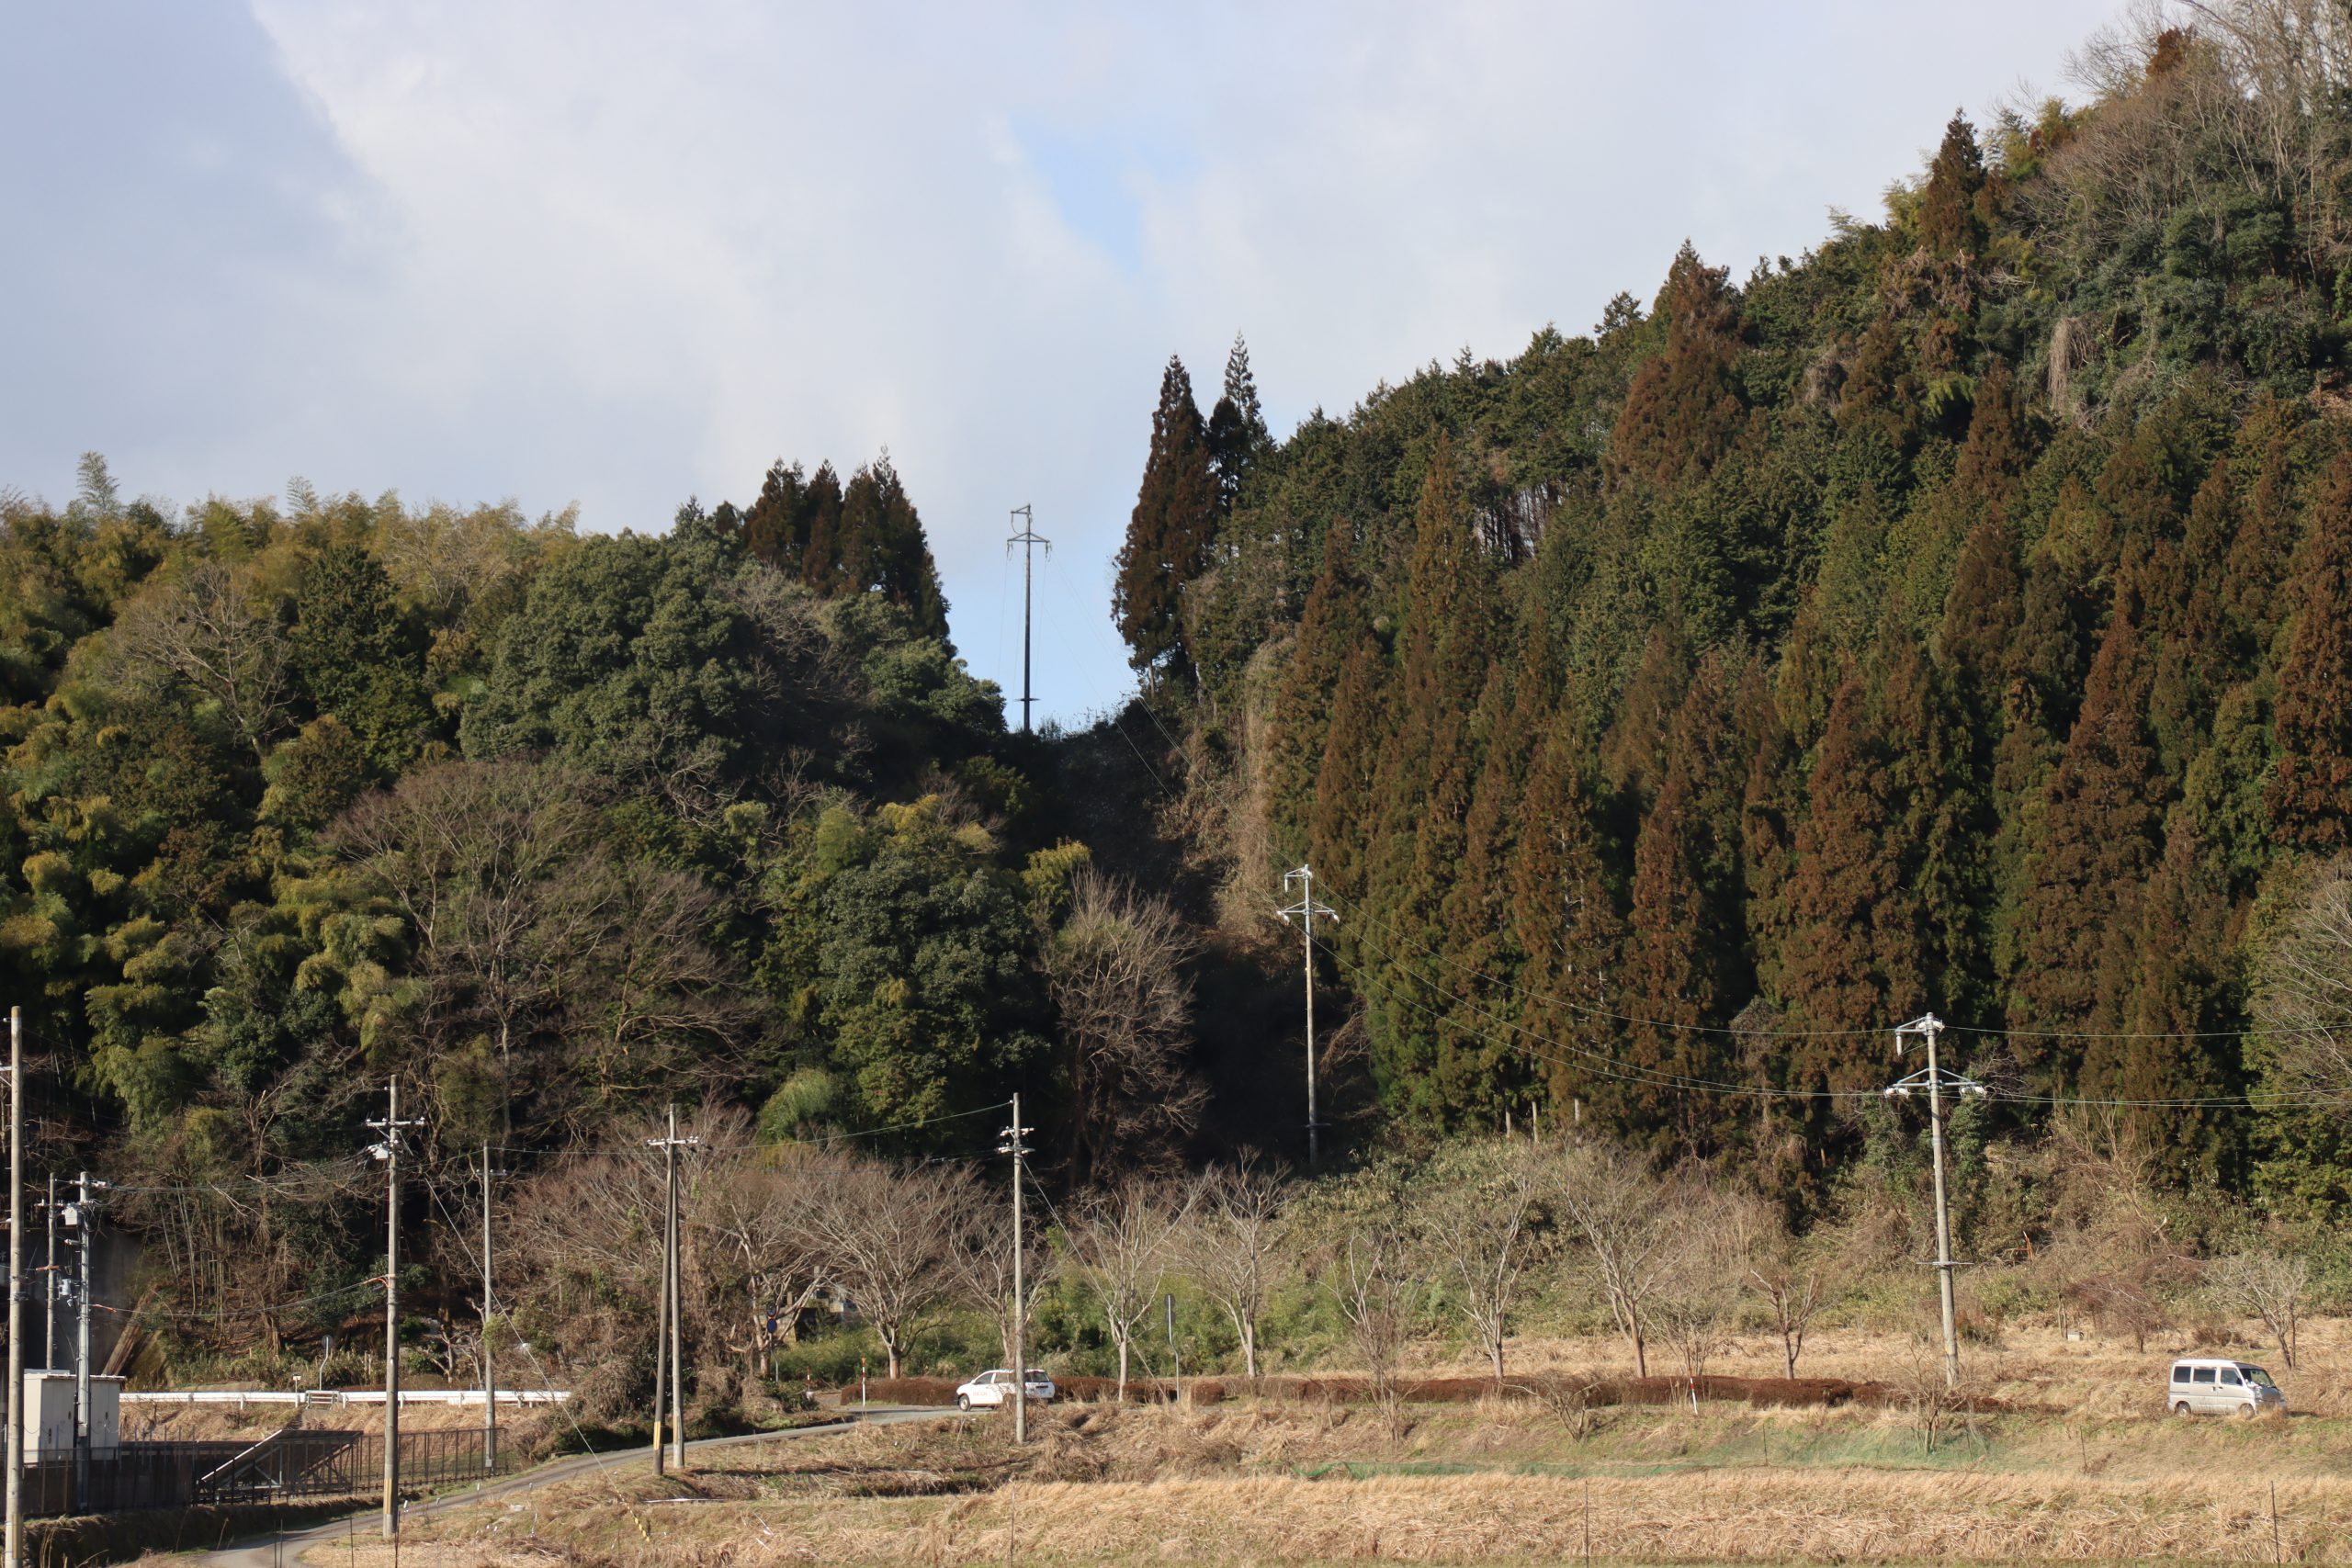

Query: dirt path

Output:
[177, 1406, 954, 1566]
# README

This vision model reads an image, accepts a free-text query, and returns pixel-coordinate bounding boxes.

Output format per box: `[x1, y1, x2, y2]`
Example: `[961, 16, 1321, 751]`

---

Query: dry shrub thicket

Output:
[479, 1093, 2335, 1442]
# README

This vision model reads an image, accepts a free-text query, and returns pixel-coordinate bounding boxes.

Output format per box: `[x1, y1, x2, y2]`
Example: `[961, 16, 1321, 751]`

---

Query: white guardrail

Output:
[122, 1390, 572, 1406]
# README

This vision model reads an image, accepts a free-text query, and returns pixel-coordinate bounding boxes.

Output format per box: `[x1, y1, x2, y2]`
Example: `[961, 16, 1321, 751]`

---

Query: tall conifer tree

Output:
[2268, 453, 2352, 847]
[1113, 356, 1219, 678]
[2008, 583, 2165, 1081]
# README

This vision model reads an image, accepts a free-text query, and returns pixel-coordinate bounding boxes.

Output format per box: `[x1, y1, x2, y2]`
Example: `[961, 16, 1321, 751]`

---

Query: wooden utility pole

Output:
[71, 1173, 103, 1506]
[366, 1080, 419, 1538]
[999, 1097, 1033, 1444]
[6, 1006, 25, 1568]
[40, 1178, 52, 1372]
[481, 1143, 497, 1473]
[1889, 1014, 1983, 1391]
[646, 1109, 696, 1474]
[667, 1110, 684, 1472]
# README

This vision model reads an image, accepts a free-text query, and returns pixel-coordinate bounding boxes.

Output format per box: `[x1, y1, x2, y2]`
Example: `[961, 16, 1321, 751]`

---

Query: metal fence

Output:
[22, 1427, 510, 1517]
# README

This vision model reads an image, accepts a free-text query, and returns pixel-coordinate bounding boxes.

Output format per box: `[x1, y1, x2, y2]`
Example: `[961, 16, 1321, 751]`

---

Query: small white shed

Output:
[20, 1371, 121, 1460]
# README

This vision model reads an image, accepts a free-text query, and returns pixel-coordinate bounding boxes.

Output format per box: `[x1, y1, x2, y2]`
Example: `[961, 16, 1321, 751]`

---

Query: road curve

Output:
[176, 1406, 955, 1567]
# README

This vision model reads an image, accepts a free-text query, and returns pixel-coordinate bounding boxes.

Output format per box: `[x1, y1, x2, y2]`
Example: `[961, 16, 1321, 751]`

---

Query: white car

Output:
[954, 1369, 1055, 1410]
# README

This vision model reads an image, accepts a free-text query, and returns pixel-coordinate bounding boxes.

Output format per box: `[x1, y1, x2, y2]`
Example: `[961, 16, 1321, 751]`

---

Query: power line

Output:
[1324, 881, 2334, 1047]
[1323, 915, 2352, 1112]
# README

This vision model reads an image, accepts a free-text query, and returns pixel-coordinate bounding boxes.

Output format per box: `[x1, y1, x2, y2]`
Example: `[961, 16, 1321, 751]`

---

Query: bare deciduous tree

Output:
[1650, 1189, 1747, 1413]
[1744, 1210, 1827, 1380]
[1182, 1154, 1290, 1380]
[1549, 1143, 1669, 1377]
[956, 1185, 1046, 1370]
[1060, 1181, 1187, 1399]
[1419, 1142, 1547, 1388]
[693, 1132, 838, 1390]
[2210, 1247, 2310, 1369]
[329, 761, 750, 1135]
[1323, 1211, 1420, 1438]
[110, 560, 295, 760]
[1044, 871, 1207, 1182]
[798, 1159, 983, 1378]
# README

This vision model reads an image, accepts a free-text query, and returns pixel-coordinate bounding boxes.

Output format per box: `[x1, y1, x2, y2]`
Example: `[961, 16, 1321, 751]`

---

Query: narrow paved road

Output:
[178, 1406, 954, 1566]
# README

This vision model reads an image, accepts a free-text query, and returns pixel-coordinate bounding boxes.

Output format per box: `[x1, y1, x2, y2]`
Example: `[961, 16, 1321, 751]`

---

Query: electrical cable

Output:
[1321, 876, 2335, 1047]
[415, 1167, 657, 1539]
[1322, 914, 2352, 1111]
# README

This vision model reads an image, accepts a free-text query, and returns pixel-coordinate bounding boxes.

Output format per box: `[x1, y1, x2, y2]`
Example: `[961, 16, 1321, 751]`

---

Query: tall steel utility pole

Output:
[6, 1006, 25, 1568]
[646, 1109, 696, 1474]
[1275, 866, 1337, 1168]
[365, 1080, 420, 1539]
[69, 1173, 105, 1505]
[1887, 1013, 1984, 1390]
[998, 1097, 1033, 1445]
[1006, 505, 1050, 734]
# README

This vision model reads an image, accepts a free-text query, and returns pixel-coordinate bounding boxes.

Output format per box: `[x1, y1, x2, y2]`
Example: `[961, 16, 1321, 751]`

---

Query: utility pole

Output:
[40, 1178, 52, 1372]
[1274, 866, 1337, 1168]
[69, 1173, 105, 1506]
[1887, 1014, 1984, 1390]
[480, 1143, 501, 1473]
[6, 1006, 24, 1568]
[1006, 505, 1049, 735]
[646, 1109, 696, 1474]
[365, 1080, 420, 1539]
[997, 1097, 1033, 1445]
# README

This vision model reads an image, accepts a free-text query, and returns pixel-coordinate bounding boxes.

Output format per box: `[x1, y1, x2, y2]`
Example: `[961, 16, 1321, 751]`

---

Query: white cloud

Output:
[8, 0, 2120, 721]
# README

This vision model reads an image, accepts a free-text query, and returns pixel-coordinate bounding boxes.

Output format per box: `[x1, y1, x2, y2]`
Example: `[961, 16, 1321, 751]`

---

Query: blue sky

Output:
[2, 1, 2120, 723]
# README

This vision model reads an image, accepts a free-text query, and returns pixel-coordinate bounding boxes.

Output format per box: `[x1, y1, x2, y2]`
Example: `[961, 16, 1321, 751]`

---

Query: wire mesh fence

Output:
[22, 1426, 510, 1517]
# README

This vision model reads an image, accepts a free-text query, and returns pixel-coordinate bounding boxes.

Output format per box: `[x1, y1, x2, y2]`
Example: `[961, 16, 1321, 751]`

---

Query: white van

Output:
[2167, 1357, 2286, 1416]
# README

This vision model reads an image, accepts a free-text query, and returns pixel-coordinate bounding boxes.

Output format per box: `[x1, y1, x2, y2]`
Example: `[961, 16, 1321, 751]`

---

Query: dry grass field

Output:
[232, 1319, 2352, 1567]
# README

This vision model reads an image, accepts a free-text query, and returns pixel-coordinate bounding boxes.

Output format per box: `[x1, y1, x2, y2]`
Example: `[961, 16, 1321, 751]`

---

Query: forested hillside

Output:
[11, 0, 2352, 1379]
[0, 448, 1233, 1332]
[1122, 6, 2352, 1210]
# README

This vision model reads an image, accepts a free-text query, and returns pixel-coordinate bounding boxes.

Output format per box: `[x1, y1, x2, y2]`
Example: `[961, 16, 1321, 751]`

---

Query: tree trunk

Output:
[1633, 1330, 1646, 1380]
[886, 1339, 902, 1379]
[1490, 1335, 1506, 1389]
[1782, 1327, 1797, 1380]
[1117, 1337, 1130, 1400]
[1242, 1321, 1257, 1381]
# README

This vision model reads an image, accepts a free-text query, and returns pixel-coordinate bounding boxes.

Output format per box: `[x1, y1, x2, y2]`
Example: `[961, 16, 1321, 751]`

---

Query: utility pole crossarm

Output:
[1275, 865, 1338, 1168]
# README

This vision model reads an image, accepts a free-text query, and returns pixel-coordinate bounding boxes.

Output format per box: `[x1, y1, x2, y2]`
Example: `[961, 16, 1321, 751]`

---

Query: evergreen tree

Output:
[1113, 356, 1219, 678]
[1309, 641, 1385, 906]
[1206, 333, 1272, 514]
[1917, 111, 1988, 258]
[2268, 453, 2352, 848]
[2008, 583, 2165, 1082]
[1266, 521, 1364, 863]
[1613, 656, 1746, 1152]
[741, 460, 808, 570]
[288, 544, 435, 774]
[1510, 712, 1625, 1110]
[2097, 808, 2239, 1182]
[1607, 243, 1747, 488]
[1362, 442, 1494, 1122]
[798, 462, 846, 592]
[1779, 676, 1917, 1090]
